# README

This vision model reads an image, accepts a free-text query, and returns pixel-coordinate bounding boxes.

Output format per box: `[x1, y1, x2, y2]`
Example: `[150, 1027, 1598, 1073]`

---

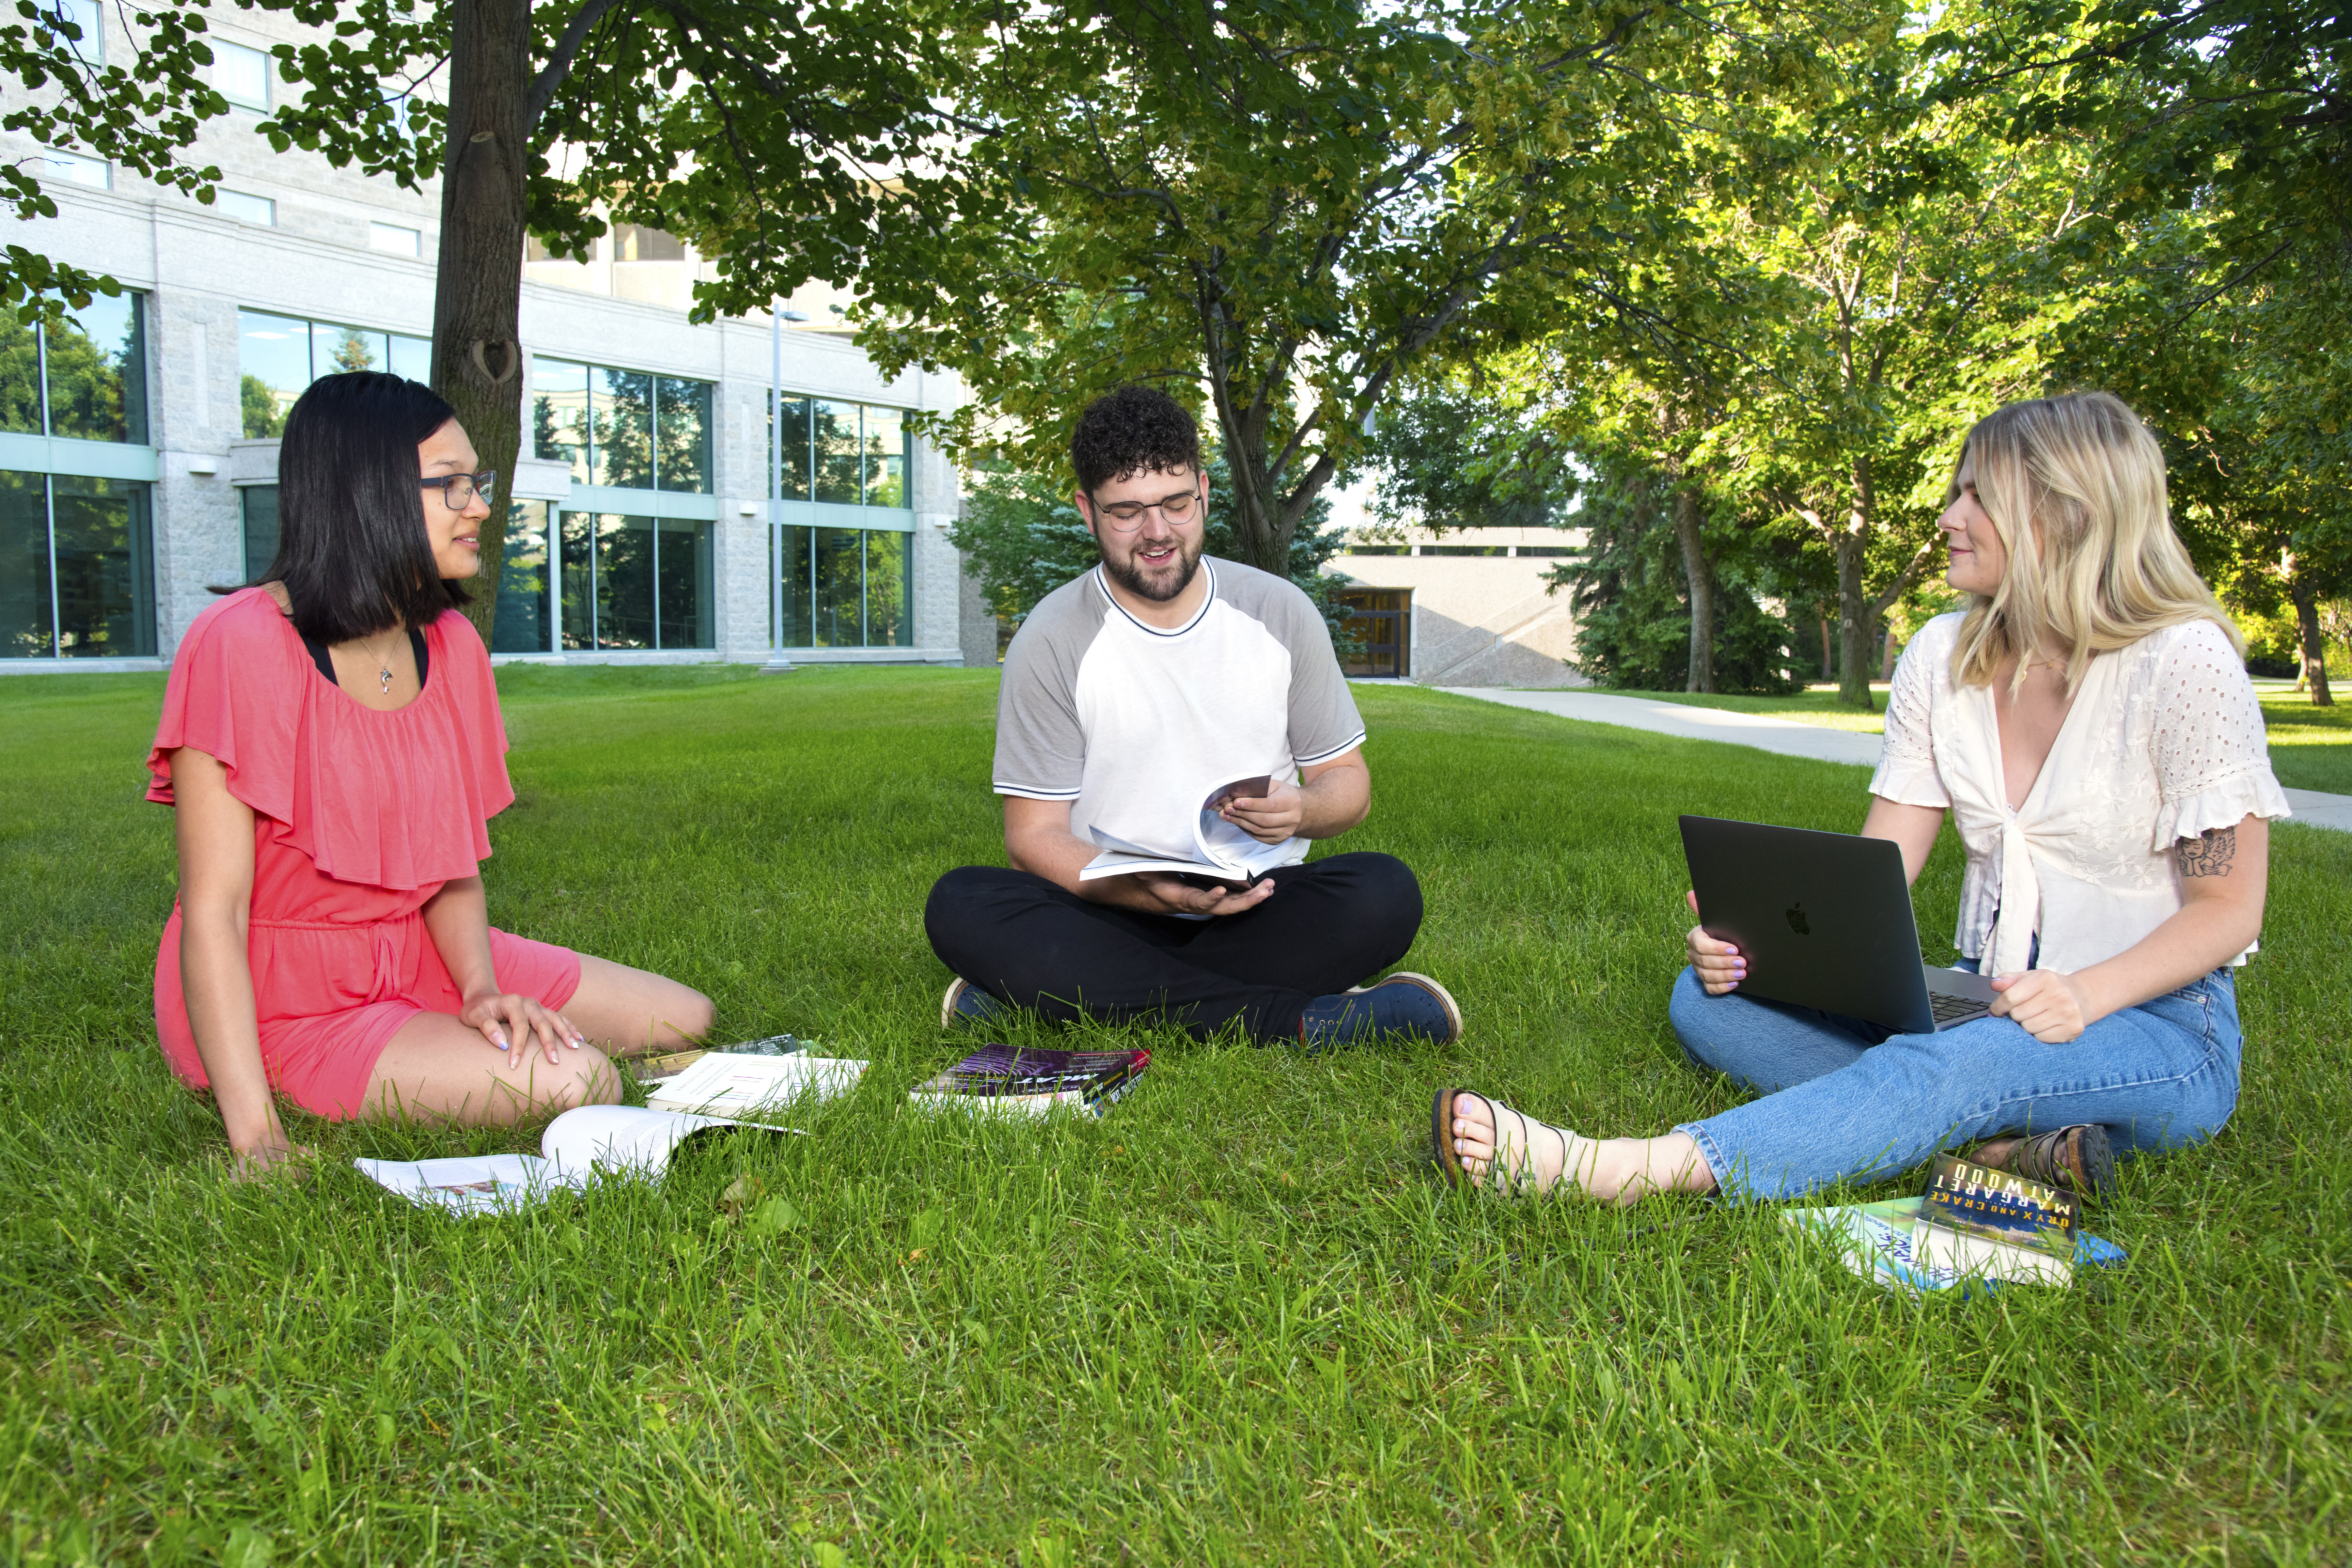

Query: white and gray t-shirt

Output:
[993, 557, 1367, 866]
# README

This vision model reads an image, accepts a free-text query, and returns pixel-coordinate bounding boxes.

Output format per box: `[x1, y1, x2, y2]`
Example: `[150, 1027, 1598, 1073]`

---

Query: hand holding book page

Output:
[1079, 773, 1302, 884]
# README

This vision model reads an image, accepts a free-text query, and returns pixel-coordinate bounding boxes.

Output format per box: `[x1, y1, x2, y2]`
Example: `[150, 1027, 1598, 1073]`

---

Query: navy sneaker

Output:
[1298, 972, 1463, 1047]
[940, 976, 1004, 1029]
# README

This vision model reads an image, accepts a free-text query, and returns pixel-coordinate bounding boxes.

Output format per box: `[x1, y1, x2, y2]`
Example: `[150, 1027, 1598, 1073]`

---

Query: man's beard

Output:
[1103, 535, 1204, 603]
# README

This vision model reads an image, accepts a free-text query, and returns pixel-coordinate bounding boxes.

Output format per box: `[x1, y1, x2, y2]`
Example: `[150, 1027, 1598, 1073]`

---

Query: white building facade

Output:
[1, 5, 978, 671]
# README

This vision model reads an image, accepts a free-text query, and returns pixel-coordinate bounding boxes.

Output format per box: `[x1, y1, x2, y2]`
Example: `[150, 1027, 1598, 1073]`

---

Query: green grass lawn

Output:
[4, 665, 2348, 1564]
[1590, 682, 2352, 793]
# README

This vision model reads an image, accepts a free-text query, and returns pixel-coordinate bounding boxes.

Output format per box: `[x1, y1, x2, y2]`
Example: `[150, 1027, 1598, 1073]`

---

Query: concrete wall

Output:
[1325, 525, 1589, 687]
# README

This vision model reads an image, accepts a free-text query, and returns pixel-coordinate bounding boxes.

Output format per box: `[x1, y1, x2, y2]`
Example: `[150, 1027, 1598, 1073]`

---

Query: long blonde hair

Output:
[1946, 390, 2239, 691]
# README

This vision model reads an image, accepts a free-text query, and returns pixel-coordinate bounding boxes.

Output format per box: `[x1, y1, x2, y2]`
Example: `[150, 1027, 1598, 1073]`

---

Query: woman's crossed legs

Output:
[1443, 964, 2240, 1204]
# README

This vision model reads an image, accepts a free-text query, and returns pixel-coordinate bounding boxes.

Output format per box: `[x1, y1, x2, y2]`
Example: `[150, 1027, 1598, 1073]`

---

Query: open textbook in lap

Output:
[354, 1104, 798, 1216]
[1079, 774, 1299, 884]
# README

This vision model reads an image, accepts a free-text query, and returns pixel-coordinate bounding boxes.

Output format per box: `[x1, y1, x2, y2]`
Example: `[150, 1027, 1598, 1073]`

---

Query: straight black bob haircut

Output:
[1071, 384, 1203, 494]
[235, 371, 470, 643]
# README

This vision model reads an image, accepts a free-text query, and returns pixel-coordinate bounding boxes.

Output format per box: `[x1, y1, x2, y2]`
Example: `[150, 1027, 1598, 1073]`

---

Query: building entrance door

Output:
[1337, 587, 1410, 678]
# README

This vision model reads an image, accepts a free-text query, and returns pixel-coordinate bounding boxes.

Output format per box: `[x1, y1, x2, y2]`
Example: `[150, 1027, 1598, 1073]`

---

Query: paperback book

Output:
[1782, 1157, 2123, 1296]
[908, 1044, 1149, 1120]
[354, 1104, 795, 1216]
[1913, 1151, 2081, 1286]
[1078, 774, 1298, 884]
[645, 1049, 868, 1116]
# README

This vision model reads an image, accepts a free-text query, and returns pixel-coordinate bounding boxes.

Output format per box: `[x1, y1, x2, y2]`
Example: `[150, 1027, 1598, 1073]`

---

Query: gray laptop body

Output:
[1677, 815, 1998, 1035]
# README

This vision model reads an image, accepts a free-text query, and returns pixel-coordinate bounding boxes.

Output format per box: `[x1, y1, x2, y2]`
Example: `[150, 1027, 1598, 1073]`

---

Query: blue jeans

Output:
[1667, 963, 2242, 1202]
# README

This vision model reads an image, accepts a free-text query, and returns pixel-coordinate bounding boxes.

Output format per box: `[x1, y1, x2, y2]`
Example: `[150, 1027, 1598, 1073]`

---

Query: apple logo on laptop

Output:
[1785, 902, 1811, 935]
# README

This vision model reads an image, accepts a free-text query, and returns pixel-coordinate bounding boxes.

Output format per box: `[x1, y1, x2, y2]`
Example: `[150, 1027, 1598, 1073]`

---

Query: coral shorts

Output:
[155, 907, 583, 1121]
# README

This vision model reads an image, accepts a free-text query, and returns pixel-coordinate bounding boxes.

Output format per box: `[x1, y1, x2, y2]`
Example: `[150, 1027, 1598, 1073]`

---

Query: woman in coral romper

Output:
[150, 371, 713, 1176]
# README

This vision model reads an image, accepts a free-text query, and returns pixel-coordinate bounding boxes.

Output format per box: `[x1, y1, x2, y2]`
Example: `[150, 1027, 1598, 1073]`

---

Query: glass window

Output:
[774, 525, 914, 649]
[777, 396, 811, 500]
[655, 517, 713, 649]
[215, 40, 270, 110]
[315, 322, 389, 377]
[814, 401, 860, 504]
[240, 485, 279, 580]
[560, 510, 594, 650]
[0, 470, 52, 657]
[655, 376, 710, 493]
[216, 190, 274, 226]
[40, 0, 102, 65]
[0, 471, 154, 658]
[0, 295, 149, 444]
[612, 224, 686, 262]
[776, 524, 812, 647]
[593, 513, 654, 649]
[494, 500, 551, 653]
[532, 358, 590, 483]
[864, 529, 911, 646]
[369, 223, 421, 257]
[811, 527, 862, 646]
[388, 333, 431, 383]
[593, 369, 653, 489]
[51, 474, 151, 655]
[862, 405, 906, 508]
[0, 315, 41, 435]
[38, 149, 109, 190]
[238, 309, 310, 437]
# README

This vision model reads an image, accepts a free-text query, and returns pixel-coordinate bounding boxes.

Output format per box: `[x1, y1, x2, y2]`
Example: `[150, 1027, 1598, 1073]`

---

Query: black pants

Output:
[923, 853, 1425, 1043]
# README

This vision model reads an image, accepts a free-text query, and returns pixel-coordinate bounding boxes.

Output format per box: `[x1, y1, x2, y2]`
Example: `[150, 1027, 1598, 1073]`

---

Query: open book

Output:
[1078, 774, 1298, 883]
[1781, 1184, 2122, 1296]
[645, 1050, 868, 1116]
[354, 1104, 795, 1216]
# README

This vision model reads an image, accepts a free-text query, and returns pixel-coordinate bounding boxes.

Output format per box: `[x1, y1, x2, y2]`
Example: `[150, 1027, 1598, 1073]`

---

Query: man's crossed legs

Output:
[923, 852, 1451, 1044]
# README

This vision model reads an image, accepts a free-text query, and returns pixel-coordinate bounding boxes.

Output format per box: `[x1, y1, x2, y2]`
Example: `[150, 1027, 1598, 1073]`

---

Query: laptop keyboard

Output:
[1929, 991, 1990, 1023]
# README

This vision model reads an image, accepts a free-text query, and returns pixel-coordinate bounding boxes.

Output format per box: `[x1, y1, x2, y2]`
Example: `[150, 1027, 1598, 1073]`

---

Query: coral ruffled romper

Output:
[147, 588, 581, 1120]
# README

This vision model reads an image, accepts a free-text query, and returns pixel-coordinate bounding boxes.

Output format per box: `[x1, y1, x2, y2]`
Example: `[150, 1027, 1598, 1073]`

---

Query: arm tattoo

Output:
[2177, 824, 2237, 878]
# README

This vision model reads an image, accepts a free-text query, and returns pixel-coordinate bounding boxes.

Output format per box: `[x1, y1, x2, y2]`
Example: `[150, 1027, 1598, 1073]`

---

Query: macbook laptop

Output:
[1678, 815, 1998, 1034]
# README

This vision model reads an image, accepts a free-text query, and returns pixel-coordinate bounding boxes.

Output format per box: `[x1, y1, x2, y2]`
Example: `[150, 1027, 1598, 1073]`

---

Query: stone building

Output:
[0, 3, 985, 672]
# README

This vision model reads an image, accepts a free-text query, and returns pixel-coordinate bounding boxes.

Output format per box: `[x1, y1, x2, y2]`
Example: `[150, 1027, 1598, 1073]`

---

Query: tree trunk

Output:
[1834, 531, 1875, 710]
[1224, 449, 1290, 576]
[1672, 486, 1715, 693]
[433, 0, 534, 651]
[2293, 581, 2335, 706]
[1818, 612, 1833, 681]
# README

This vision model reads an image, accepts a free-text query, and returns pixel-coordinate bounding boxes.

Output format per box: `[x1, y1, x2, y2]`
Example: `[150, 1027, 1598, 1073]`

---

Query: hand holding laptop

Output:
[1686, 890, 1747, 995]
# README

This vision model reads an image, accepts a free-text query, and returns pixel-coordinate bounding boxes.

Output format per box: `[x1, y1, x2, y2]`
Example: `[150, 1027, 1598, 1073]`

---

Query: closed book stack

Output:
[909, 1044, 1150, 1119]
[1912, 1151, 2081, 1286]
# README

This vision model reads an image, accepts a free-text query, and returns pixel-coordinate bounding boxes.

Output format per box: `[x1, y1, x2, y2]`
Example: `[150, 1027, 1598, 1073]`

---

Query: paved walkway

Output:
[1447, 687, 2352, 834]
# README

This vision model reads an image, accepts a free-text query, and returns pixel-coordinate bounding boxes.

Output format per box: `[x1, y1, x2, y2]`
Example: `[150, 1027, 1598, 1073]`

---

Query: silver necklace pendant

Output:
[379, 666, 394, 694]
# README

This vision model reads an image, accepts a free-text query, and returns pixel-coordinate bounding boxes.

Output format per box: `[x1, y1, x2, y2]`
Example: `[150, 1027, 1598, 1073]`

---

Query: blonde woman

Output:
[1435, 391, 2289, 1204]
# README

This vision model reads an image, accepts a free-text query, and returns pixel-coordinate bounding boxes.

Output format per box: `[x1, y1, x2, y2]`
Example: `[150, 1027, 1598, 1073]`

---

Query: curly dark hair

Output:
[1070, 384, 1203, 494]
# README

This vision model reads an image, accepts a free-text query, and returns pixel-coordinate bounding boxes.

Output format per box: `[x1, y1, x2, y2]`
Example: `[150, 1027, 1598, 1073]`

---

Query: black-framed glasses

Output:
[422, 470, 497, 510]
[1091, 485, 1201, 533]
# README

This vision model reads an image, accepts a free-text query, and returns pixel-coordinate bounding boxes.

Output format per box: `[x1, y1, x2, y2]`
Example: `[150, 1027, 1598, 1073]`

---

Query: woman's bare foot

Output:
[1446, 1091, 1716, 1205]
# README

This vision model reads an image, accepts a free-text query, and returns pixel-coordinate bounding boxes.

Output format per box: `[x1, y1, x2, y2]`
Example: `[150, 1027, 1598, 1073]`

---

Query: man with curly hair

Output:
[923, 385, 1459, 1047]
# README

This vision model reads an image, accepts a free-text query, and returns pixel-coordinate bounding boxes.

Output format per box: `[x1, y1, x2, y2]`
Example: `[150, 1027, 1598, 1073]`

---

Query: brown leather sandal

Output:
[1979, 1123, 2116, 1200]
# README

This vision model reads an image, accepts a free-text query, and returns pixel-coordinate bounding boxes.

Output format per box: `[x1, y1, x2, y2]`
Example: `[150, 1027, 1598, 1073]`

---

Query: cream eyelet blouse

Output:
[1869, 612, 2291, 975]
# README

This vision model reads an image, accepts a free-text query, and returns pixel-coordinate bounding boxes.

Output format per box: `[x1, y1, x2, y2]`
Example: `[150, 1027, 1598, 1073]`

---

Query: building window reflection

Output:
[545, 508, 712, 652]
[0, 470, 155, 658]
[238, 310, 429, 437]
[772, 396, 910, 507]
[773, 525, 911, 649]
[529, 357, 712, 494]
[0, 293, 148, 445]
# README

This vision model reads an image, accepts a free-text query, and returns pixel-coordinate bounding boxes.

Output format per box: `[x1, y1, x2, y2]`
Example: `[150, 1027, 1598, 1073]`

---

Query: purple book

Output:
[909, 1045, 1150, 1118]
